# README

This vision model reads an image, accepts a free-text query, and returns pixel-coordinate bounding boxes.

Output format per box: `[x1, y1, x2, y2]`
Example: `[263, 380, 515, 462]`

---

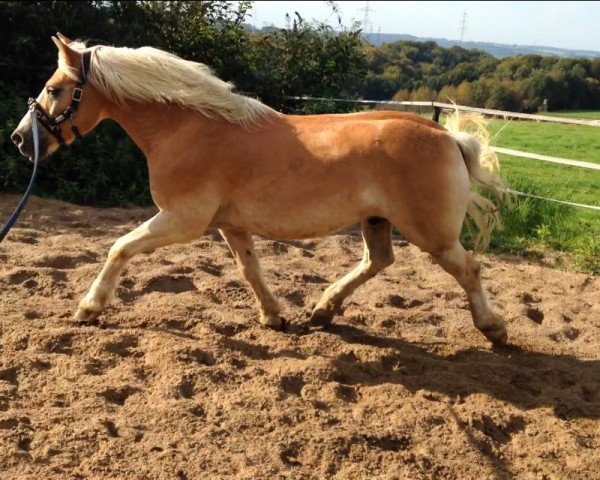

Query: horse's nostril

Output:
[11, 131, 23, 147]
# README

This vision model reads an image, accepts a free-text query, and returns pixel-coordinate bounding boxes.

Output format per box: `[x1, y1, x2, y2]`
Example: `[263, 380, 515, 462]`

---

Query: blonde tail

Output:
[445, 111, 508, 252]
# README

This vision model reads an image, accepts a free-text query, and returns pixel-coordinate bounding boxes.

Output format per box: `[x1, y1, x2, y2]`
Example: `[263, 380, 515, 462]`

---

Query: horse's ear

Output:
[51, 35, 81, 70]
[56, 32, 74, 45]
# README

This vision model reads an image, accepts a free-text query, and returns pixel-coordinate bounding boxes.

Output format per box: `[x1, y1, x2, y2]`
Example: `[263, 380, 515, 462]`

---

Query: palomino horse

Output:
[11, 34, 508, 345]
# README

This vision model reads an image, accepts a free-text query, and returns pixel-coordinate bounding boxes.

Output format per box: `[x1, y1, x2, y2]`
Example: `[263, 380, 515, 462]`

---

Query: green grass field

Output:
[484, 115, 600, 273]
[487, 118, 600, 164]
[486, 118, 600, 204]
[545, 110, 600, 120]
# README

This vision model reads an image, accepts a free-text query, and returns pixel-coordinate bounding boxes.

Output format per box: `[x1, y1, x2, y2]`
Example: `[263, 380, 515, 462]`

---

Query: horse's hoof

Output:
[308, 307, 334, 327]
[260, 313, 284, 330]
[74, 307, 101, 326]
[480, 325, 508, 346]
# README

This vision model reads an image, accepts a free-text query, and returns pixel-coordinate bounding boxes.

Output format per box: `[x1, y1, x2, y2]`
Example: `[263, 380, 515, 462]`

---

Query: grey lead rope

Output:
[0, 108, 40, 243]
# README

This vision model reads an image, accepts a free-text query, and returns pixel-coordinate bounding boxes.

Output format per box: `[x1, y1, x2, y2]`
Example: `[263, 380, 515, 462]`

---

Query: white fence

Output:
[286, 97, 600, 211]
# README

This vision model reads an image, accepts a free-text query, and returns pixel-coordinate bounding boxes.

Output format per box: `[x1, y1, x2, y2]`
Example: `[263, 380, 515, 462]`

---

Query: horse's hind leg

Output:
[75, 210, 209, 323]
[219, 229, 282, 328]
[309, 217, 394, 326]
[431, 242, 507, 345]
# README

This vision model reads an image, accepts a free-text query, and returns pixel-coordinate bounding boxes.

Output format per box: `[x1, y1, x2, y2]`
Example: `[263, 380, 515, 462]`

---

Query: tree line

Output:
[1, 1, 598, 206]
[362, 40, 600, 112]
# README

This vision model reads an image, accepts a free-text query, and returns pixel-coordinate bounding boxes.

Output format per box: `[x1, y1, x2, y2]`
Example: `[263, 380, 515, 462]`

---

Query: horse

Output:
[11, 34, 508, 345]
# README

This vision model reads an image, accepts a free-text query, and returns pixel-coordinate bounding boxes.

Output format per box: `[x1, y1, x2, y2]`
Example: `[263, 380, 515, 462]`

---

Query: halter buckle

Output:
[72, 88, 83, 102]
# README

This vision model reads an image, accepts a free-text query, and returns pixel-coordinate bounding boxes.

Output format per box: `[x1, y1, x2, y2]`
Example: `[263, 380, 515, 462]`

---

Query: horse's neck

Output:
[107, 102, 212, 157]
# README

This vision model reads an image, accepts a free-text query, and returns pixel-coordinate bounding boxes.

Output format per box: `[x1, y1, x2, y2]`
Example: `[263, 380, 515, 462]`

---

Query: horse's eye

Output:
[46, 87, 62, 99]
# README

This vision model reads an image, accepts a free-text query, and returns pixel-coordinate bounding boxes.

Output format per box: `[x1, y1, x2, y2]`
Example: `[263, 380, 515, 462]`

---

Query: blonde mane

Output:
[61, 41, 278, 127]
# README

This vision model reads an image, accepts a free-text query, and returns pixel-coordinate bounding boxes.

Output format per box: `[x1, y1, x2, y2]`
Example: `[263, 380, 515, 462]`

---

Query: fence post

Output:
[432, 106, 442, 123]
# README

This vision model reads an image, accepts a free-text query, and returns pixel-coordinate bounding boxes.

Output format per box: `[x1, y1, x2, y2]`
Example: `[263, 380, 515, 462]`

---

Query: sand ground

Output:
[1, 194, 599, 479]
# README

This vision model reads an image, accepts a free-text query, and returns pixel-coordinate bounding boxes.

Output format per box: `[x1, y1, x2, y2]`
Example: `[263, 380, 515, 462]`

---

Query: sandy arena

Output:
[0, 194, 598, 479]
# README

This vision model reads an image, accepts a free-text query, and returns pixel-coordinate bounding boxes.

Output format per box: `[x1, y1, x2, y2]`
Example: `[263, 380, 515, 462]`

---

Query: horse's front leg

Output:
[219, 229, 283, 328]
[75, 209, 211, 323]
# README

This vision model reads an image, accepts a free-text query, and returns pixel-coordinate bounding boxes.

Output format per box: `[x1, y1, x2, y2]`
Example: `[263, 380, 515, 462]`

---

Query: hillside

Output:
[364, 32, 600, 59]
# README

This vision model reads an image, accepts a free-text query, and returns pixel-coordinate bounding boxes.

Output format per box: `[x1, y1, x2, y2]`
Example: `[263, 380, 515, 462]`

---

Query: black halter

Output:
[28, 50, 91, 146]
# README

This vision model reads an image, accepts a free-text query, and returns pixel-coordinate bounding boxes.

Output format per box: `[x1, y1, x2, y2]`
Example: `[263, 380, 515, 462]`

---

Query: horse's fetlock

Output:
[259, 302, 280, 318]
[380, 252, 395, 268]
[79, 296, 102, 314]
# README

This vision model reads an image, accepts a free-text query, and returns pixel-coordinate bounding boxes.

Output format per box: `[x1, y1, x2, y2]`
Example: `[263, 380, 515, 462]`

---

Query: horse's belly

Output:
[211, 187, 387, 239]
[211, 206, 363, 239]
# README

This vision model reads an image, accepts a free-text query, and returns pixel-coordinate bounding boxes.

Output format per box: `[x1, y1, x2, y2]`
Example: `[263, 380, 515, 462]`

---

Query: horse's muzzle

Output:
[11, 127, 33, 159]
[11, 125, 48, 162]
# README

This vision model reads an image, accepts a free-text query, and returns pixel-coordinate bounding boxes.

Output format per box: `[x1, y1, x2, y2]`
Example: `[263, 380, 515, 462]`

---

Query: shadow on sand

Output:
[322, 324, 599, 420]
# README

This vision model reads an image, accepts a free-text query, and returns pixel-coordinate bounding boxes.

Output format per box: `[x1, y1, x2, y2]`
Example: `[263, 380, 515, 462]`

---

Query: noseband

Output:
[28, 50, 91, 146]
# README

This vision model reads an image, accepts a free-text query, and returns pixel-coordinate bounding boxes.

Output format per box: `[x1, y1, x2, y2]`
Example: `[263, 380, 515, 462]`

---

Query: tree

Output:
[485, 82, 521, 111]
[438, 81, 473, 105]
[249, 12, 364, 112]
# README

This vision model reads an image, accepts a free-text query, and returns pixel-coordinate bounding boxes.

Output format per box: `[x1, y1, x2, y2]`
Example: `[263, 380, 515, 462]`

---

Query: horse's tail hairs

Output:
[445, 109, 510, 252]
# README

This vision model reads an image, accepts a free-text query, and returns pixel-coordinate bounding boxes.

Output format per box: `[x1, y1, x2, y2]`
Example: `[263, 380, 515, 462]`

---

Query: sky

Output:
[248, 1, 600, 52]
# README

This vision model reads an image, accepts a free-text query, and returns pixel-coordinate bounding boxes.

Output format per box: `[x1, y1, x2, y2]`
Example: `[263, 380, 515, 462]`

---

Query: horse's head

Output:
[11, 33, 107, 161]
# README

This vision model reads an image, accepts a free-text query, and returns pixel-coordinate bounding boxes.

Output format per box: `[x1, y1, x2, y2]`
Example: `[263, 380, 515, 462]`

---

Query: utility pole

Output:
[359, 1, 376, 37]
[458, 9, 467, 46]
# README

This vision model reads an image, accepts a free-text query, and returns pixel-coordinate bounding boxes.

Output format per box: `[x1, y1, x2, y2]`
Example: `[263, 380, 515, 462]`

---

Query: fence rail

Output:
[285, 97, 600, 127]
[285, 96, 600, 211]
[430, 101, 600, 127]
[491, 147, 600, 171]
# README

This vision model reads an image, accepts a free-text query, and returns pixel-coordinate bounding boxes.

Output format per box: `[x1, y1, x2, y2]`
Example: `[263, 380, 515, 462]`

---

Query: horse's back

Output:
[285, 110, 446, 131]
[281, 112, 460, 172]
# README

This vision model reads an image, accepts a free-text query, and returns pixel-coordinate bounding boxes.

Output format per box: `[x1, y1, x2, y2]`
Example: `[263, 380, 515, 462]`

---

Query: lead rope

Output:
[0, 108, 40, 243]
